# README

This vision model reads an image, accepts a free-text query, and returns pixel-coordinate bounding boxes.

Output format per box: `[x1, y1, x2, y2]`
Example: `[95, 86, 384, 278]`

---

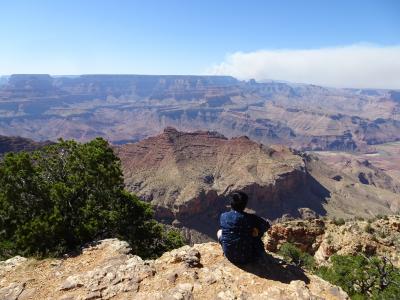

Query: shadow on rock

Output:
[233, 252, 310, 284]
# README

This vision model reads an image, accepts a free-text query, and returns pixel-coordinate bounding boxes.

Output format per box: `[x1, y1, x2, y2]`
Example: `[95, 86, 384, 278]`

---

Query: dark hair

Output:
[229, 191, 248, 212]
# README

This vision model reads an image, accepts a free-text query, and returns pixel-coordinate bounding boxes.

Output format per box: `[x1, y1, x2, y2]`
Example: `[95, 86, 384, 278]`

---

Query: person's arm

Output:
[253, 215, 270, 235]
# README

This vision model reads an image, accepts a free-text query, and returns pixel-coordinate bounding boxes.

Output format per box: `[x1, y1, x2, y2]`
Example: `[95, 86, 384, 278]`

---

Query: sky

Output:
[0, 0, 399, 88]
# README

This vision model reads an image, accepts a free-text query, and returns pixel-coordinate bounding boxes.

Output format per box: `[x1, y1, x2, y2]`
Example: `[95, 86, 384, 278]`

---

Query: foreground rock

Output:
[0, 239, 348, 300]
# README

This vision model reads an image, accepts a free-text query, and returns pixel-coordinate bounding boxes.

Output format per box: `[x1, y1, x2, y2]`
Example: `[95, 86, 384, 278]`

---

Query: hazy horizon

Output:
[1, 73, 399, 91]
[1, 0, 399, 88]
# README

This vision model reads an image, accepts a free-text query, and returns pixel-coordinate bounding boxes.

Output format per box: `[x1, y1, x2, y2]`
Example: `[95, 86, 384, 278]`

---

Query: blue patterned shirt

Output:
[219, 210, 270, 264]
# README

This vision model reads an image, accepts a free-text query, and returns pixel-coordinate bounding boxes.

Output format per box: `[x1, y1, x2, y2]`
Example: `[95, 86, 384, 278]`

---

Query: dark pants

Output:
[218, 235, 265, 264]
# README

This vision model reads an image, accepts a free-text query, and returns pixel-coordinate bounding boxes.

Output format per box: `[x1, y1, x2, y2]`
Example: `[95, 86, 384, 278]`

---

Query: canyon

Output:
[1, 75, 400, 298]
[1, 74, 399, 151]
[116, 128, 400, 242]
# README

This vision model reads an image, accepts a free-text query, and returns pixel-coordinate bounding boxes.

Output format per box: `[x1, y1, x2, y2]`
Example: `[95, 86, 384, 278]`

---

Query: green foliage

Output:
[317, 255, 400, 299]
[0, 138, 184, 260]
[332, 217, 346, 226]
[277, 243, 400, 299]
[278, 242, 316, 271]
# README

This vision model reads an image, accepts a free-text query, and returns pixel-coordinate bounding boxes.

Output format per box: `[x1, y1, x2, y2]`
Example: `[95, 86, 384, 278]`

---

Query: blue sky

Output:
[1, 0, 399, 87]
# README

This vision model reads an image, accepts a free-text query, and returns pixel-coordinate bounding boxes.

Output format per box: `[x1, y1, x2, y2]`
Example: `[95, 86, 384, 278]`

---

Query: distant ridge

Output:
[0, 74, 399, 150]
[0, 135, 51, 156]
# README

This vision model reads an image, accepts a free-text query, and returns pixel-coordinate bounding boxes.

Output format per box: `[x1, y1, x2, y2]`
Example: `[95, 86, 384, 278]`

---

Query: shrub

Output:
[364, 223, 375, 234]
[375, 214, 388, 220]
[278, 242, 316, 271]
[378, 231, 387, 239]
[317, 255, 400, 299]
[0, 138, 184, 260]
[326, 233, 333, 245]
[333, 217, 346, 226]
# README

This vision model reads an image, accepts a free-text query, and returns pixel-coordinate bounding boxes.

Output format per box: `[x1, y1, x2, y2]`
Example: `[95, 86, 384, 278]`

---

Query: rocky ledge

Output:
[0, 239, 348, 300]
[265, 216, 400, 267]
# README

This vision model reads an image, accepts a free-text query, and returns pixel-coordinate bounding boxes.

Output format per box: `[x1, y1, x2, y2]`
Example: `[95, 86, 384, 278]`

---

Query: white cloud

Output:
[209, 45, 400, 89]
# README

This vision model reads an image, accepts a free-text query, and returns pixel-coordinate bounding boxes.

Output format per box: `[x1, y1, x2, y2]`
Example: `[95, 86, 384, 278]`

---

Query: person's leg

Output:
[253, 238, 265, 257]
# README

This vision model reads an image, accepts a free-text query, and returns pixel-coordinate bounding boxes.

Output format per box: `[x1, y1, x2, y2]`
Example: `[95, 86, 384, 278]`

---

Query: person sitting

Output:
[217, 191, 270, 264]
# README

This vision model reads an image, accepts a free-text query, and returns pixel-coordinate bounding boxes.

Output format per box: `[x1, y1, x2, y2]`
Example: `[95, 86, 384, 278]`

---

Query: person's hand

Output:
[251, 227, 259, 237]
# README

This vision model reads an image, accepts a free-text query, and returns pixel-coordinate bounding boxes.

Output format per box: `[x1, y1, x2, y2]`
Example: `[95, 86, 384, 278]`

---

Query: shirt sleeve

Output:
[252, 214, 270, 234]
[219, 212, 226, 228]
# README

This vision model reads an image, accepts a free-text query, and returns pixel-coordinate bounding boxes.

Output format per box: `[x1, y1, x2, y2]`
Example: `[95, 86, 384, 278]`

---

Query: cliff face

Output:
[0, 239, 348, 300]
[2, 74, 239, 100]
[117, 127, 305, 215]
[116, 128, 331, 241]
[0, 135, 51, 156]
[116, 129, 400, 242]
[305, 155, 400, 219]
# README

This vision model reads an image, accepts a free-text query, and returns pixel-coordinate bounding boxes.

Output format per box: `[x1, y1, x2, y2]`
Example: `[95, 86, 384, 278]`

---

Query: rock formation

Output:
[314, 151, 400, 193]
[265, 216, 400, 267]
[0, 74, 399, 151]
[116, 128, 332, 242]
[305, 155, 400, 219]
[0, 135, 51, 156]
[116, 128, 400, 242]
[0, 238, 348, 300]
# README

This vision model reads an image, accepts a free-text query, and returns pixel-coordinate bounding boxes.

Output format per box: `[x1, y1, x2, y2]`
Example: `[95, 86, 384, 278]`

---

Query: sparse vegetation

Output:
[277, 239, 400, 299]
[375, 214, 389, 220]
[0, 138, 184, 260]
[278, 242, 316, 271]
[378, 230, 388, 239]
[365, 223, 375, 234]
[332, 217, 346, 226]
[326, 233, 333, 245]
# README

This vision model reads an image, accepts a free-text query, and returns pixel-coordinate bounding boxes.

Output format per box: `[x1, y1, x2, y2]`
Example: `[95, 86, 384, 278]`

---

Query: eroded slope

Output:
[116, 129, 400, 241]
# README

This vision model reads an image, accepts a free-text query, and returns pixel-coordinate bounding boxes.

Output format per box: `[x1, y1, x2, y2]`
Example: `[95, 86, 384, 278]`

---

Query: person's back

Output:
[218, 192, 270, 264]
